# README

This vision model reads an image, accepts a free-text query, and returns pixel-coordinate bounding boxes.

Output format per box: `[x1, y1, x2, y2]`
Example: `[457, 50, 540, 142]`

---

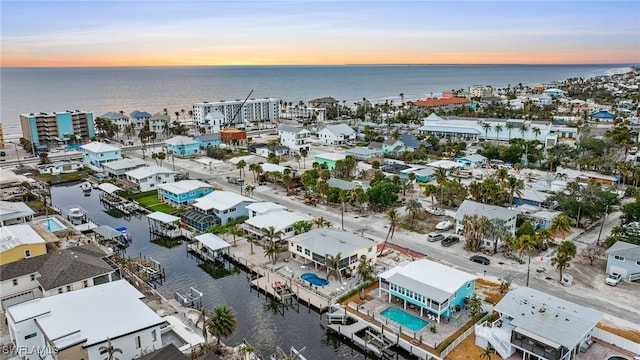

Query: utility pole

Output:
[597, 204, 609, 246]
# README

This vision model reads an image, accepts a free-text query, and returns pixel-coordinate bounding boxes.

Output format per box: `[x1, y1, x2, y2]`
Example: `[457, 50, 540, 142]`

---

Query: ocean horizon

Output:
[1, 63, 634, 137]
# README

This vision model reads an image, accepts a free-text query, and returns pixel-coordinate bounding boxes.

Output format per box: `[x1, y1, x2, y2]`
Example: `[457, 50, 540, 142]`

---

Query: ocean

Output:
[0, 64, 633, 137]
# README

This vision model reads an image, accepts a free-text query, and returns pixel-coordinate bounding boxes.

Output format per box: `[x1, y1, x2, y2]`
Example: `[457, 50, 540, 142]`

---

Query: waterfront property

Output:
[399, 167, 435, 183]
[378, 259, 477, 324]
[201, 110, 225, 133]
[157, 180, 213, 207]
[192, 98, 280, 126]
[189, 233, 230, 263]
[36, 160, 84, 175]
[100, 112, 130, 130]
[181, 191, 255, 230]
[80, 142, 122, 169]
[0, 201, 35, 227]
[0, 244, 120, 310]
[163, 136, 200, 157]
[288, 228, 377, 276]
[147, 112, 170, 133]
[146, 212, 183, 239]
[475, 287, 602, 360]
[605, 241, 640, 282]
[6, 280, 164, 360]
[102, 158, 147, 178]
[455, 200, 518, 250]
[314, 152, 346, 170]
[242, 210, 312, 241]
[125, 166, 176, 192]
[277, 125, 311, 154]
[317, 124, 357, 145]
[380, 307, 429, 332]
[20, 110, 95, 147]
[130, 110, 152, 129]
[0, 225, 47, 265]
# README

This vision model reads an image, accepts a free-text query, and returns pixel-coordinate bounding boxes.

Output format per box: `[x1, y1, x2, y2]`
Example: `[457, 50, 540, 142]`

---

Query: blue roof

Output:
[588, 110, 617, 119]
[130, 110, 152, 118]
[399, 134, 421, 148]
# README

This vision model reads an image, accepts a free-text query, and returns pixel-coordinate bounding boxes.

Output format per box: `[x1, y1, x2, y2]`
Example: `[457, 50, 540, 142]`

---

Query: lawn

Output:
[148, 203, 180, 214]
[137, 195, 162, 207]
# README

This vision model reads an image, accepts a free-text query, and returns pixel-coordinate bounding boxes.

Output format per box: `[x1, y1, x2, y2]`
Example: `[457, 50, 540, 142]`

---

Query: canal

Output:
[51, 183, 413, 359]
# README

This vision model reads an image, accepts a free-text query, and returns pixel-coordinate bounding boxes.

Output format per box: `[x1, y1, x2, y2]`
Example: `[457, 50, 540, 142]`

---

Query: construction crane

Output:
[224, 89, 254, 129]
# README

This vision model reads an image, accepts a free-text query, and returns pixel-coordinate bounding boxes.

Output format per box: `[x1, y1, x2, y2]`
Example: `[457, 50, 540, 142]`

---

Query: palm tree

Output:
[300, 149, 308, 169]
[207, 305, 237, 353]
[433, 167, 448, 204]
[519, 124, 529, 139]
[325, 252, 342, 282]
[227, 226, 242, 247]
[237, 159, 247, 178]
[549, 214, 571, 240]
[551, 240, 577, 281]
[532, 126, 541, 142]
[422, 183, 438, 204]
[338, 189, 351, 230]
[506, 122, 515, 140]
[494, 124, 503, 141]
[405, 198, 422, 229]
[98, 338, 123, 360]
[505, 175, 525, 207]
[355, 257, 374, 299]
[377, 209, 399, 256]
[482, 122, 492, 141]
[516, 234, 538, 286]
[480, 348, 495, 360]
[488, 218, 508, 254]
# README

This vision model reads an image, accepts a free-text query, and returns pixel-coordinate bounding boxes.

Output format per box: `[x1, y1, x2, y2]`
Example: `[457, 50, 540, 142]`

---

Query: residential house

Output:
[381, 138, 405, 154]
[131, 110, 152, 129]
[475, 287, 602, 360]
[399, 134, 423, 152]
[246, 202, 287, 218]
[605, 241, 640, 282]
[138, 344, 188, 360]
[543, 88, 564, 98]
[513, 188, 552, 207]
[378, 259, 477, 324]
[455, 200, 518, 250]
[400, 167, 435, 183]
[317, 124, 356, 145]
[148, 112, 170, 133]
[455, 154, 488, 169]
[125, 166, 176, 192]
[326, 178, 369, 191]
[314, 152, 346, 170]
[555, 166, 619, 186]
[202, 110, 224, 133]
[344, 147, 382, 160]
[6, 280, 164, 360]
[181, 191, 255, 230]
[0, 244, 119, 310]
[256, 145, 289, 158]
[288, 228, 377, 274]
[100, 112, 130, 131]
[36, 160, 84, 175]
[513, 205, 562, 230]
[163, 136, 200, 157]
[193, 133, 221, 149]
[189, 233, 231, 263]
[0, 225, 47, 265]
[242, 210, 312, 241]
[102, 158, 147, 178]
[277, 125, 311, 153]
[80, 142, 122, 169]
[427, 159, 464, 172]
[158, 180, 213, 207]
[0, 201, 35, 227]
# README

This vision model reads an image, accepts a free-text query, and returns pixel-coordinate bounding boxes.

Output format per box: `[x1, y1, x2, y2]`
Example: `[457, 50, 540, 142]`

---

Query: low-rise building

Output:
[125, 166, 176, 192]
[130, 110, 152, 129]
[317, 124, 356, 145]
[147, 112, 170, 133]
[36, 160, 84, 175]
[277, 125, 311, 153]
[605, 241, 640, 282]
[181, 191, 255, 230]
[0, 201, 35, 227]
[6, 280, 164, 360]
[163, 136, 200, 158]
[158, 180, 213, 207]
[345, 147, 382, 160]
[455, 200, 518, 250]
[193, 133, 221, 149]
[455, 154, 488, 169]
[0, 225, 47, 265]
[246, 202, 287, 218]
[378, 259, 477, 324]
[242, 210, 312, 241]
[314, 152, 346, 170]
[100, 112, 130, 130]
[102, 158, 147, 178]
[80, 142, 122, 169]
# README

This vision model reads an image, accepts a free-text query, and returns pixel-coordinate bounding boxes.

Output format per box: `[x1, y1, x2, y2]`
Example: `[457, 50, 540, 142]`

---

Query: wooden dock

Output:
[250, 268, 332, 312]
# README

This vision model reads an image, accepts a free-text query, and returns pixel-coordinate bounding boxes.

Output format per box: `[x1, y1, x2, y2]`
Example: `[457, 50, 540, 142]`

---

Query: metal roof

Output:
[290, 228, 376, 258]
[147, 212, 180, 224]
[194, 233, 230, 251]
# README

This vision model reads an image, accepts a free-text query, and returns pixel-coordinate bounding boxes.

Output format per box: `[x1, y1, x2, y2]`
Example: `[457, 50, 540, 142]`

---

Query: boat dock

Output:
[249, 267, 331, 312]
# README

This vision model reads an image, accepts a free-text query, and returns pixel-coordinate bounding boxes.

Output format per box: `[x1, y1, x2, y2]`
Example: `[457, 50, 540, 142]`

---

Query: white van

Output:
[427, 232, 445, 242]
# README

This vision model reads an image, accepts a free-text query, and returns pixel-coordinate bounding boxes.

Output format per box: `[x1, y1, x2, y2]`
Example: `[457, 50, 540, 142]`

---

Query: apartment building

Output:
[20, 110, 95, 146]
[192, 98, 280, 127]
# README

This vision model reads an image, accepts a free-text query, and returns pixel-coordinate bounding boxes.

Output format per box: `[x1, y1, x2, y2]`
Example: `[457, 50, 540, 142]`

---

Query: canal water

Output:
[51, 183, 412, 359]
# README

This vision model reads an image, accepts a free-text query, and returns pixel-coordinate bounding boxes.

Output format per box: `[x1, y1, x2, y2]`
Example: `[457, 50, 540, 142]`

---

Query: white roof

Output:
[245, 210, 312, 234]
[379, 259, 477, 303]
[0, 225, 46, 252]
[146, 211, 180, 224]
[193, 191, 255, 211]
[321, 124, 356, 136]
[315, 152, 346, 161]
[80, 142, 121, 153]
[427, 160, 463, 170]
[125, 166, 175, 180]
[194, 233, 230, 251]
[158, 180, 211, 194]
[97, 183, 122, 194]
[291, 228, 375, 258]
[246, 202, 287, 214]
[163, 135, 198, 146]
[455, 200, 518, 221]
[261, 163, 288, 174]
[6, 280, 163, 349]
[101, 158, 146, 170]
[495, 287, 602, 349]
[0, 201, 35, 222]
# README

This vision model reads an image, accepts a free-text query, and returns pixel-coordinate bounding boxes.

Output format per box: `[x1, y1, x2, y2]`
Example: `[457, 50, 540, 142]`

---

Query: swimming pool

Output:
[38, 217, 67, 232]
[301, 273, 329, 286]
[161, 329, 187, 349]
[380, 307, 429, 331]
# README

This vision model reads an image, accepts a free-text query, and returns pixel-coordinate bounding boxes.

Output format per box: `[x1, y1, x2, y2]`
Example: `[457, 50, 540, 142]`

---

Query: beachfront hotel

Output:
[192, 98, 280, 129]
[20, 110, 95, 147]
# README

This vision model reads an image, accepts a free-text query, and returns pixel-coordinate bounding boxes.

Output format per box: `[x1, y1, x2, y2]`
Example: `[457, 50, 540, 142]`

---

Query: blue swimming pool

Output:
[301, 273, 329, 286]
[380, 307, 429, 331]
[38, 218, 67, 232]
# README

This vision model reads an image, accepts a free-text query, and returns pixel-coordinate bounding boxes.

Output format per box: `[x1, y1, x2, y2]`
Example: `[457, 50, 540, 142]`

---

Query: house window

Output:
[24, 333, 37, 340]
[296, 245, 302, 252]
[83, 280, 89, 288]
[467, 282, 472, 289]
[31, 274, 36, 281]
[66, 285, 72, 292]
[25, 249, 31, 258]
[614, 255, 625, 261]
[151, 330, 157, 342]
[637, 260, 640, 266]
[12, 279, 18, 286]
[135, 335, 141, 348]
[304, 249, 310, 256]
[58, 288, 63, 294]
[190, 191, 196, 196]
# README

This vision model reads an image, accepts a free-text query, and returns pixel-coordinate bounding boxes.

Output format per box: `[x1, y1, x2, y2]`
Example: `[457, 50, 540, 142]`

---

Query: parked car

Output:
[441, 236, 460, 247]
[605, 273, 622, 286]
[427, 232, 445, 242]
[470, 255, 490, 265]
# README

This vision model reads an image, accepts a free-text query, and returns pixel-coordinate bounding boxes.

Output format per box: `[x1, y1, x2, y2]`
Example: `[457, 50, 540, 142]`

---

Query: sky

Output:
[1, 1, 639, 67]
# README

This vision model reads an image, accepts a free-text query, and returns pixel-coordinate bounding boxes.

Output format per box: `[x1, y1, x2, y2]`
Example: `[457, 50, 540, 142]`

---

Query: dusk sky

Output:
[2, 1, 639, 67]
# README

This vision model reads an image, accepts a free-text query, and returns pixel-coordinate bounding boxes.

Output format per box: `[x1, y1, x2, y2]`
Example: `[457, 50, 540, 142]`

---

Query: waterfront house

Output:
[193, 133, 221, 149]
[605, 241, 640, 282]
[317, 124, 356, 145]
[277, 125, 311, 153]
[148, 112, 170, 133]
[130, 110, 152, 129]
[202, 110, 224, 133]
[314, 152, 346, 170]
[190, 234, 231, 263]
[36, 160, 84, 175]
[80, 142, 122, 169]
[287, 228, 377, 275]
[0, 244, 119, 310]
[475, 287, 602, 360]
[455, 154, 488, 169]
[6, 280, 164, 360]
[181, 191, 255, 230]
[102, 158, 147, 178]
[100, 112, 130, 131]
[157, 180, 213, 207]
[345, 147, 382, 160]
[0, 201, 35, 227]
[455, 200, 517, 250]
[0, 225, 47, 265]
[543, 88, 564, 98]
[146, 212, 182, 239]
[242, 210, 312, 241]
[377, 259, 477, 324]
[414, 97, 471, 112]
[20, 110, 95, 147]
[246, 202, 287, 218]
[164, 136, 200, 157]
[125, 166, 176, 192]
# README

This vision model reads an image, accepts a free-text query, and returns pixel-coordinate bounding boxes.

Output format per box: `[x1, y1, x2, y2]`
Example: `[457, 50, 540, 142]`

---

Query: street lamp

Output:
[12, 142, 21, 166]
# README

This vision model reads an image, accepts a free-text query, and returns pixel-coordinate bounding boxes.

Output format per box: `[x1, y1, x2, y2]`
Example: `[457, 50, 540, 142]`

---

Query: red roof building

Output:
[414, 97, 471, 111]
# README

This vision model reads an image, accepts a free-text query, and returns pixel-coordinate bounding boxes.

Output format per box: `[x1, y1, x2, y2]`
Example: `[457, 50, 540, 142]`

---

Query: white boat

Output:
[80, 182, 92, 192]
[426, 207, 445, 216]
[67, 207, 87, 225]
[435, 220, 453, 230]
